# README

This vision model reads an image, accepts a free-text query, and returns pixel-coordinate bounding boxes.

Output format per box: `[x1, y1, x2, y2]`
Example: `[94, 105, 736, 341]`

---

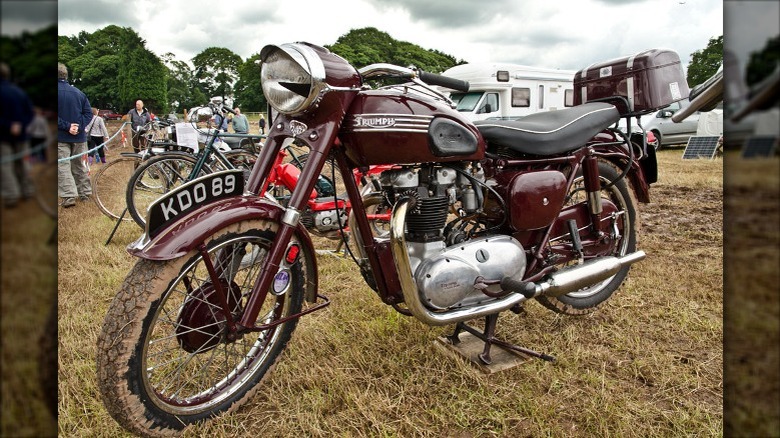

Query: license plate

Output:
[146, 169, 244, 237]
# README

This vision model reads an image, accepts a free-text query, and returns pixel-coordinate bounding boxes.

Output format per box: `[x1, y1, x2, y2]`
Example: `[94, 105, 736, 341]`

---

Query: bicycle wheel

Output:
[92, 156, 141, 221]
[126, 154, 208, 228]
[216, 150, 257, 182]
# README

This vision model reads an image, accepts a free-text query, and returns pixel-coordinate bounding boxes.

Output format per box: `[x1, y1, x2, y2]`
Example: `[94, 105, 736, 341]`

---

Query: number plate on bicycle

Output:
[146, 169, 244, 237]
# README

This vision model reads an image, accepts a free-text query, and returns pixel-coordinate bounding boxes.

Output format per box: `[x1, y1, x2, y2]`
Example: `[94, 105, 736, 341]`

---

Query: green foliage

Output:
[234, 53, 266, 112]
[745, 34, 780, 87]
[119, 48, 168, 114]
[192, 47, 242, 99]
[686, 35, 723, 87]
[58, 26, 167, 113]
[1, 24, 57, 109]
[326, 27, 464, 72]
[56, 25, 464, 115]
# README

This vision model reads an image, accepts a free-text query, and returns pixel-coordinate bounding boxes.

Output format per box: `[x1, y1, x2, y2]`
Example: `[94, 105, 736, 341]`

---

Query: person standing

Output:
[231, 107, 249, 134]
[85, 107, 109, 164]
[127, 99, 151, 154]
[0, 62, 35, 208]
[27, 106, 51, 163]
[57, 62, 93, 207]
[258, 114, 266, 135]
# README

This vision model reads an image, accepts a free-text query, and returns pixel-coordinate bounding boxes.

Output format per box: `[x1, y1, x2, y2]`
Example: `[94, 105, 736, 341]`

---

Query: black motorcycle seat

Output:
[474, 102, 620, 156]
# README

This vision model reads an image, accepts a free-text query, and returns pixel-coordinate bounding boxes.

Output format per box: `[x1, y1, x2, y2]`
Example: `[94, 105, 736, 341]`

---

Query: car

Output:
[98, 109, 123, 120]
[617, 100, 723, 148]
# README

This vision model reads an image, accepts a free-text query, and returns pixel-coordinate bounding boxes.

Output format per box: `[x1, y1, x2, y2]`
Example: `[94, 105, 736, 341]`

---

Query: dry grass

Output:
[52, 147, 728, 437]
[0, 162, 58, 437]
[723, 152, 780, 436]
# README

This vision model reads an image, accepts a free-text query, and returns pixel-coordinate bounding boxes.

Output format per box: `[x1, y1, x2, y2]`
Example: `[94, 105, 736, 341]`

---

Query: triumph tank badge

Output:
[289, 120, 307, 137]
[354, 115, 396, 128]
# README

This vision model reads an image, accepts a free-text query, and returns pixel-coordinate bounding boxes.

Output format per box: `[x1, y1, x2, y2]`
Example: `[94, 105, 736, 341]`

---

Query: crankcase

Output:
[415, 235, 526, 310]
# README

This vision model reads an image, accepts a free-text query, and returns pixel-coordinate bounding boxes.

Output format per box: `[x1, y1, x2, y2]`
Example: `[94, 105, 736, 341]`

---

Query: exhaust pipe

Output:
[499, 251, 645, 299]
[390, 199, 645, 326]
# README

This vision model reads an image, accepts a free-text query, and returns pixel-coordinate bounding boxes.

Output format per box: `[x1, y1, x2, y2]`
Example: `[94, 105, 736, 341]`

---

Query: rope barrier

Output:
[0, 122, 131, 164]
[0, 140, 51, 164]
[56, 122, 131, 163]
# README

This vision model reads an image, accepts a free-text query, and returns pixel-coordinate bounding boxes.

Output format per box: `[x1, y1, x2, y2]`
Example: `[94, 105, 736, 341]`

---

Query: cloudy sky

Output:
[54, 0, 732, 73]
[3, 1, 776, 79]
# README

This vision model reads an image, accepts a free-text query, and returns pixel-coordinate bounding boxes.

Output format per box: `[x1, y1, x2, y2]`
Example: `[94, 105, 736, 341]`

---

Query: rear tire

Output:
[96, 220, 305, 436]
[536, 161, 638, 315]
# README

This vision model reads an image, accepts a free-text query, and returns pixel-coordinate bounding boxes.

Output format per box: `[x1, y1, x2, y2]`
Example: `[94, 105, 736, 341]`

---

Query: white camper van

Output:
[441, 63, 577, 121]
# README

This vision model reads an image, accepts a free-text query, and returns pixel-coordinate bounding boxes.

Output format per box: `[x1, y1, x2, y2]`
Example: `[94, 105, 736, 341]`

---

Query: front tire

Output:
[536, 161, 638, 315]
[96, 220, 305, 436]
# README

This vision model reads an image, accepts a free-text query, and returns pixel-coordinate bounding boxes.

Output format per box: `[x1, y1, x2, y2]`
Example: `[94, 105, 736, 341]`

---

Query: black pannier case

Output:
[573, 49, 690, 116]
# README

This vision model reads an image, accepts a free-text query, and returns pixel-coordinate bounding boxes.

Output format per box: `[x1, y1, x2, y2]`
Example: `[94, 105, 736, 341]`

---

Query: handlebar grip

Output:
[418, 70, 469, 92]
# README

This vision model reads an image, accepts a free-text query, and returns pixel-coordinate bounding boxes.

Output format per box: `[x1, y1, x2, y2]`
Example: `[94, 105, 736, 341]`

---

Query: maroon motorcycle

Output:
[97, 42, 687, 436]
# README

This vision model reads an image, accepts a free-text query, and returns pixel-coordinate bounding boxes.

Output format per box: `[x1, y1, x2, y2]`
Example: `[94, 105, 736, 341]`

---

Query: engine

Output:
[377, 164, 527, 310]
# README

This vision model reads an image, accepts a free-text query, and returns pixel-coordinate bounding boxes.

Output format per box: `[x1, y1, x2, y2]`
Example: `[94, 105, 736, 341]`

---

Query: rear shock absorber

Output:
[582, 151, 603, 234]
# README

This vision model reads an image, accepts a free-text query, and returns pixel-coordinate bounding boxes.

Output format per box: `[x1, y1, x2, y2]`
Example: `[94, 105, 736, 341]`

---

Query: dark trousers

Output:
[89, 135, 106, 162]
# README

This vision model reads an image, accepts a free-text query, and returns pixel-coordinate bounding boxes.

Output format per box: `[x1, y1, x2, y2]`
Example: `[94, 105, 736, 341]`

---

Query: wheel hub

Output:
[176, 279, 243, 353]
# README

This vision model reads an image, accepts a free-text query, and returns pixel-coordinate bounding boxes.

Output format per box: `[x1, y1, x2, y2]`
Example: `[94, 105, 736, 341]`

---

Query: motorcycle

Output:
[97, 42, 676, 436]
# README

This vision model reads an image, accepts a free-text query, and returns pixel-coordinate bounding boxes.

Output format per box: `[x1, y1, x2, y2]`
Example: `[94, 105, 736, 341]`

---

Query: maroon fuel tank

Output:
[339, 89, 485, 166]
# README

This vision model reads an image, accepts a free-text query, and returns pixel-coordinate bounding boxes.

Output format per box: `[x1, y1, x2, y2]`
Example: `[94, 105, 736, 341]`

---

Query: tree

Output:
[192, 47, 242, 99]
[686, 35, 723, 87]
[1, 25, 58, 109]
[58, 25, 168, 112]
[118, 42, 168, 114]
[325, 27, 463, 73]
[745, 34, 780, 87]
[234, 53, 265, 112]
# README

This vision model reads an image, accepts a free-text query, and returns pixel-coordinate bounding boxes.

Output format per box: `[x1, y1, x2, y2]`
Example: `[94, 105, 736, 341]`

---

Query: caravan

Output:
[441, 63, 576, 121]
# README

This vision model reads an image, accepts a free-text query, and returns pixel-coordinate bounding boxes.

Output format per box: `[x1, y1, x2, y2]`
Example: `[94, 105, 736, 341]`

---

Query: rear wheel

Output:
[125, 154, 207, 228]
[96, 220, 305, 436]
[536, 161, 638, 315]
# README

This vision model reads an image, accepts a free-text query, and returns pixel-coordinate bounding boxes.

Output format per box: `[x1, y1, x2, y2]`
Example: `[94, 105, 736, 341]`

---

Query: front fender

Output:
[133, 195, 316, 258]
[128, 195, 319, 301]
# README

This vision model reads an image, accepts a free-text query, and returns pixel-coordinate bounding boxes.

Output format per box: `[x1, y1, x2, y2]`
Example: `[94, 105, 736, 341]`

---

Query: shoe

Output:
[4, 199, 19, 208]
[61, 197, 76, 208]
[79, 194, 91, 202]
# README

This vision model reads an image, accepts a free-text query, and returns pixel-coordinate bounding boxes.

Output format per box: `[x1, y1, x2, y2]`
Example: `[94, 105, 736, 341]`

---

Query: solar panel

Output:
[682, 136, 721, 160]
[741, 136, 778, 158]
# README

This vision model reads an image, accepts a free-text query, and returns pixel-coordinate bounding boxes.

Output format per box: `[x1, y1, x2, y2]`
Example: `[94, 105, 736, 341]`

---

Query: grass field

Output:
[41, 144, 734, 437]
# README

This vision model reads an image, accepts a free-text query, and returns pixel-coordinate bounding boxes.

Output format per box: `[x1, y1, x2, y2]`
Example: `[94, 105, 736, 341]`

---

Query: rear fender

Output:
[127, 196, 319, 299]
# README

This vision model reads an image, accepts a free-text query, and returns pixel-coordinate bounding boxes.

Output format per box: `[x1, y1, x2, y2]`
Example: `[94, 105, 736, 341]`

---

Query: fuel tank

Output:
[339, 89, 485, 166]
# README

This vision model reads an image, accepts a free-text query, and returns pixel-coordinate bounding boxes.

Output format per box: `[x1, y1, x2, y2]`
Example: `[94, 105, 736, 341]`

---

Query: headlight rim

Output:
[260, 43, 328, 116]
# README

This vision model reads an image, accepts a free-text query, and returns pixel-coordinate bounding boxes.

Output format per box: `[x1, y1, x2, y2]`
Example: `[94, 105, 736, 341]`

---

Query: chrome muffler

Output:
[389, 199, 645, 326]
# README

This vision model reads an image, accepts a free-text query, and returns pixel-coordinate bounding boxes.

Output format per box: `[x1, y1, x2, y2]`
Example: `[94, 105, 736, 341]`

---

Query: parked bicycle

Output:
[123, 104, 262, 228]
[92, 118, 198, 222]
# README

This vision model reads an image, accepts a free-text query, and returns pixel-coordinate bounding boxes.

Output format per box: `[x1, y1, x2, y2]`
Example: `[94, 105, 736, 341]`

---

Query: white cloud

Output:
[58, 0, 724, 74]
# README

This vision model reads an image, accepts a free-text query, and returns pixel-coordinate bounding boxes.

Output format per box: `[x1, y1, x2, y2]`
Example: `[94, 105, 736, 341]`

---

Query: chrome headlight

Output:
[260, 43, 327, 116]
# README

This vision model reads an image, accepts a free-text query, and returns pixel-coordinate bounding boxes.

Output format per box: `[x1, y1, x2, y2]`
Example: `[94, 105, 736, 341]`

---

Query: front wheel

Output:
[96, 220, 305, 436]
[536, 160, 638, 315]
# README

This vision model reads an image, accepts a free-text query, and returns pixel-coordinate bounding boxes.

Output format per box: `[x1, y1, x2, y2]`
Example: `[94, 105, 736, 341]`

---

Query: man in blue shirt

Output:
[57, 62, 93, 207]
[0, 62, 35, 208]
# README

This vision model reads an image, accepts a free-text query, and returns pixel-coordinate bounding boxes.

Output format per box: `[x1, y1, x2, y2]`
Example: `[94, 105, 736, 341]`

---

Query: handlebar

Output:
[417, 70, 470, 92]
[357, 63, 470, 92]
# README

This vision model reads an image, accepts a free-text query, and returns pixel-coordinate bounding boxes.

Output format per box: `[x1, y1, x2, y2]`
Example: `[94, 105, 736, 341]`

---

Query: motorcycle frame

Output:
[138, 87, 644, 335]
